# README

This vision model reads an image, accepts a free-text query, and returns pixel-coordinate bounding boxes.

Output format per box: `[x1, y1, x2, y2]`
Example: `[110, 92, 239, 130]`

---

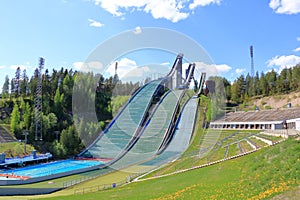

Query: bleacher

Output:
[216, 107, 300, 122]
[0, 126, 16, 143]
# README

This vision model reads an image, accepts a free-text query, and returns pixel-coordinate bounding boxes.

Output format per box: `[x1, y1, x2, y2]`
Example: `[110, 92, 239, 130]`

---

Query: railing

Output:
[62, 168, 115, 188]
[73, 179, 127, 195]
[63, 176, 95, 188]
[73, 171, 145, 195]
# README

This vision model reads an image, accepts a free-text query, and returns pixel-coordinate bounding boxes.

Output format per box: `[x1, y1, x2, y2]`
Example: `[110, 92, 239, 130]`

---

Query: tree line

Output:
[2, 62, 300, 157]
[202, 63, 300, 122]
[223, 64, 300, 104]
[1, 67, 139, 158]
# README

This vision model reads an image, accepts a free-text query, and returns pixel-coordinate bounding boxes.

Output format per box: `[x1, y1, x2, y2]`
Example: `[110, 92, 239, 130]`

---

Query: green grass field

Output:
[0, 142, 35, 157]
[145, 129, 263, 176]
[38, 138, 299, 200]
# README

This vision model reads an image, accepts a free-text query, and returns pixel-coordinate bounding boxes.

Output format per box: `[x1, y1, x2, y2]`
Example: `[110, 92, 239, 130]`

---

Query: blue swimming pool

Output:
[1, 160, 103, 178]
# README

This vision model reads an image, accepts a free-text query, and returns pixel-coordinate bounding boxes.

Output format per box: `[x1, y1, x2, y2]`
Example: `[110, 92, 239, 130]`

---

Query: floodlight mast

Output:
[250, 45, 254, 78]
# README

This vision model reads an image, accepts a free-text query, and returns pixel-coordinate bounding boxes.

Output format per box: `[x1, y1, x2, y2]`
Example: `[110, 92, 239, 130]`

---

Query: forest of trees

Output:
[222, 64, 300, 104]
[202, 64, 300, 122]
[1, 62, 300, 158]
[0, 67, 139, 158]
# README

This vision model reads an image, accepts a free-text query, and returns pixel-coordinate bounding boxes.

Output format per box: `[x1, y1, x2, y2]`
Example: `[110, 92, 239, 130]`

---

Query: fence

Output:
[74, 179, 127, 194]
[72, 171, 147, 195]
[62, 168, 115, 188]
[63, 176, 95, 188]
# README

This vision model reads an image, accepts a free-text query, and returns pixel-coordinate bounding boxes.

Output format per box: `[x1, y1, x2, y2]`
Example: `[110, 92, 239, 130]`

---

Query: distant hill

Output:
[235, 91, 300, 112]
[251, 91, 300, 110]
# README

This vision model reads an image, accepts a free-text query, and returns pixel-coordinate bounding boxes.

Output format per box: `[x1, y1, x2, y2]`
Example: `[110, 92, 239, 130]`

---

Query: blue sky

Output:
[1, 0, 300, 88]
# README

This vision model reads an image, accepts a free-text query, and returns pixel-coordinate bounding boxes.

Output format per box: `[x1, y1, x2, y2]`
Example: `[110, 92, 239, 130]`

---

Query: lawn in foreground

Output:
[41, 138, 299, 200]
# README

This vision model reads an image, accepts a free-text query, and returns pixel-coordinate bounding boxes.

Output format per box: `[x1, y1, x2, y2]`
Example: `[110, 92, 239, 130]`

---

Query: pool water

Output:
[1, 160, 103, 178]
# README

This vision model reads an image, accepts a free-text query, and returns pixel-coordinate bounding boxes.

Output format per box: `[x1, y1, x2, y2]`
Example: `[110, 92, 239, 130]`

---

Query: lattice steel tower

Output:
[250, 45, 254, 77]
[34, 57, 44, 141]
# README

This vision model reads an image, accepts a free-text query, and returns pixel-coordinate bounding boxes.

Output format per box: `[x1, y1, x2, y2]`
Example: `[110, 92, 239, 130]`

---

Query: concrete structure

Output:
[286, 118, 300, 130]
[210, 107, 300, 130]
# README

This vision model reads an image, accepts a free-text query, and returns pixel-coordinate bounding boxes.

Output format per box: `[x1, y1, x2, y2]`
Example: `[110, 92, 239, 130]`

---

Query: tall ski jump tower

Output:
[172, 53, 183, 89]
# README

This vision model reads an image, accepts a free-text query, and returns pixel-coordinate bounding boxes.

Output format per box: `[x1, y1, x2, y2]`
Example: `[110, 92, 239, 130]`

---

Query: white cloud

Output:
[73, 61, 103, 72]
[107, 58, 139, 78]
[235, 68, 246, 74]
[88, 61, 104, 70]
[269, 0, 300, 14]
[133, 26, 142, 34]
[189, 0, 221, 10]
[0, 66, 6, 69]
[124, 66, 151, 78]
[160, 62, 171, 66]
[194, 62, 232, 80]
[297, 37, 300, 41]
[73, 62, 85, 70]
[293, 47, 300, 52]
[215, 64, 232, 73]
[105, 58, 153, 79]
[267, 55, 300, 71]
[143, 0, 189, 23]
[88, 19, 104, 27]
[93, 0, 221, 23]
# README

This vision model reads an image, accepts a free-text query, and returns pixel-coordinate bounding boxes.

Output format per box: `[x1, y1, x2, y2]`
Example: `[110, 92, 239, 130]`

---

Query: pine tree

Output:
[259, 72, 268, 96]
[20, 69, 28, 97]
[10, 103, 20, 135]
[253, 71, 260, 96]
[2, 75, 9, 98]
[23, 102, 31, 130]
[291, 65, 300, 90]
[10, 78, 15, 96]
[265, 70, 277, 95]
[60, 125, 83, 156]
[14, 67, 21, 97]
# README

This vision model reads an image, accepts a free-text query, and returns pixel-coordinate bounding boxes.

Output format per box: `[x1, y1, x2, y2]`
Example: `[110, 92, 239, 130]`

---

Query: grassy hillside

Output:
[0, 142, 35, 157]
[239, 91, 300, 111]
[41, 138, 299, 200]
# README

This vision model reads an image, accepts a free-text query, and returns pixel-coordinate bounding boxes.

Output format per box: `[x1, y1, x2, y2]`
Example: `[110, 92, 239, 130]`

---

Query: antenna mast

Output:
[34, 57, 44, 141]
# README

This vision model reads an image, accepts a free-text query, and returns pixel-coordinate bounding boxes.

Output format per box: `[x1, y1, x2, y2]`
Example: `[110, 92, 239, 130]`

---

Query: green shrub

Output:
[265, 105, 272, 110]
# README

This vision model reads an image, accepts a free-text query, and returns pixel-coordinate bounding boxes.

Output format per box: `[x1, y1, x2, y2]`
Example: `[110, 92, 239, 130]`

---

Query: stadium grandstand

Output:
[210, 107, 300, 131]
[0, 126, 16, 143]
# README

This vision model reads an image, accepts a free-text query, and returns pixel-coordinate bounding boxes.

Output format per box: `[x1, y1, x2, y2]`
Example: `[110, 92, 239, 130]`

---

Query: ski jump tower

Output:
[172, 53, 183, 89]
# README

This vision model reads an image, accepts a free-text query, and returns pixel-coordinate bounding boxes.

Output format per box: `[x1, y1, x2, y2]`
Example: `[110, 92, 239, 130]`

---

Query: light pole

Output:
[54, 131, 60, 141]
[23, 130, 29, 153]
